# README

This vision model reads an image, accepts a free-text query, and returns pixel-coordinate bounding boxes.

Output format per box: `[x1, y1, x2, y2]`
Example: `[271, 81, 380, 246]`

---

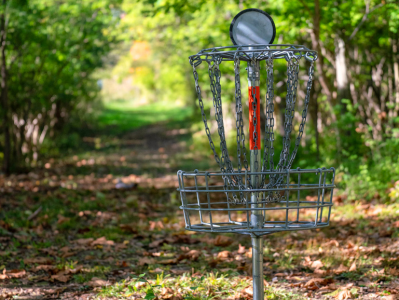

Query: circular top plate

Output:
[230, 8, 276, 46]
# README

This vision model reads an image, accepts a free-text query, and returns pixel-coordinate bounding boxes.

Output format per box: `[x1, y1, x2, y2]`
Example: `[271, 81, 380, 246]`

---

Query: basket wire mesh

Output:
[178, 168, 335, 236]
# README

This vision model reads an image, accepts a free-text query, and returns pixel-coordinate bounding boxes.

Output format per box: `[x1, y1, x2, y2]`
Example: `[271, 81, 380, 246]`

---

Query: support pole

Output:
[252, 233, 264, 299]
[248, 59, 264, 300]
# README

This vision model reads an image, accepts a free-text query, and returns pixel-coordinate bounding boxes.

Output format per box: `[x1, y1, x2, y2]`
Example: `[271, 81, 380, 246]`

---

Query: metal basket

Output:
[178, 168, 335, 236]
[176, 10, 338, 300]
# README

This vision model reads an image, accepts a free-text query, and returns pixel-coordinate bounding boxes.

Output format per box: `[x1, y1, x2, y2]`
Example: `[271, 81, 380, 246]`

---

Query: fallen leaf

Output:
[245, 262, 252, 276]
[213, 235, 233, 247]
[57, 215, 70, 224]
[217, 250, 232, 260]
[61, 252, 77, 258]
[119, 224, 138, 233]
[59, 246, 70, 253]
[24, 257, 53, 265]
[73, 238, 94, 245]
[311, 260, 324, 269]
[91, 236, 114, 246]
[241, 286, 253, 297]
[5, 269, 26, 278]
[159, 258, 177, 265]
[115, 261, 129, 267]
[66, 265, 83, 274]
[170, 268, 189, 275]
[149, 267, 163, 273]
[51, 274, 70, 283]
[87, 277, 109, 287]
[40, 248, 57, 256]
[42, 288, 65, 295]
[246, 247, 252, 259]
[161, 287, 174, 299]
[116, 243, 127, 250]
[149, 220, 164, 231]
[349, 261, 357, 272]
[220, 268, 234, 272]
[238, 244, 246, 254]
[335, 289, 352, 300]
[388, 268, 399, 276]
[138, 257, 156, 266]
[149, 239, 166, 248]
[334, 264, 349, 274]
[314, 268, 327, 275]
[304, 278, 333, 290]
[31, 265, 56, 272]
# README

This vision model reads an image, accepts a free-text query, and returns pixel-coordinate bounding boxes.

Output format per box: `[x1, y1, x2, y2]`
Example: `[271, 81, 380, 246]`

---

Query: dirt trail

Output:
[1, 123, 399, 299]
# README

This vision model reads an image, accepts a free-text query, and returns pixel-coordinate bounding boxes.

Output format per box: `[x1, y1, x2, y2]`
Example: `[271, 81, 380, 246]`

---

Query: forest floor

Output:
[1, 105, 399, 300]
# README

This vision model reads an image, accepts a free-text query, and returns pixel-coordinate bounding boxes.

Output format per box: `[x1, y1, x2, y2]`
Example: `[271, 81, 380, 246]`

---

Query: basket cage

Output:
[178, 168, 335, 236]
[178, 45, 335, 235]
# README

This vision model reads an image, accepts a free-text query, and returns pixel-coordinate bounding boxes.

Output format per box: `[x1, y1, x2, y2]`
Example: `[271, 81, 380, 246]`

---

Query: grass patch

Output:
[97, 272, 304, 300]
[98, 100, 193, 133]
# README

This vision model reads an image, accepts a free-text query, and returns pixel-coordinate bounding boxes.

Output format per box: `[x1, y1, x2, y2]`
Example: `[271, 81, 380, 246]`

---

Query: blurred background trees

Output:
[0, 0, 122, 174]
[0, 0, 398, 200]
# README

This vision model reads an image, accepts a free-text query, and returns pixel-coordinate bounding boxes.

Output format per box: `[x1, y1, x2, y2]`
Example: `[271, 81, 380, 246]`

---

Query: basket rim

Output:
[177, 167, 335, 176]
[189, 44, 318, 62]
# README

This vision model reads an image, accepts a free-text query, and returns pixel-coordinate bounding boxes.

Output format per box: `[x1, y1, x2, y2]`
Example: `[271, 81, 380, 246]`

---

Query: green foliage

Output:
[0, 0, 123, 171]
[116, 0, 399, 201]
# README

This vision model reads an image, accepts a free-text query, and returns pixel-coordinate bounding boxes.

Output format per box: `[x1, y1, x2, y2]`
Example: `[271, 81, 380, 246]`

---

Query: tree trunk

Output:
[312, 0, 341, 161]
[0, 0, 10, 175]
[309, 80, 320, 161]
[393, 35, 399, 117]
[335, 37, 351, 104]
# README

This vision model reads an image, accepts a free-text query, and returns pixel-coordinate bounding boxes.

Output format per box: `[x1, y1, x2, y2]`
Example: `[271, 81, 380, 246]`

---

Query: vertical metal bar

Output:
[296, 168, 301, 222]
[178, 171, 188, 228]
[252, 234, 264, 300]
[204, 172, 213, 231]
[193, 170, 203, 224]
[179, 172, 191, 229]
[245, 170, 250, 229]
[318, 168, 327, 223]
[226, 177, 233, 223]
[314, 169, 322, 226]
[248, 58, 264, 300]
[327, 168, 336, 224]
[285, 170, 290, 229]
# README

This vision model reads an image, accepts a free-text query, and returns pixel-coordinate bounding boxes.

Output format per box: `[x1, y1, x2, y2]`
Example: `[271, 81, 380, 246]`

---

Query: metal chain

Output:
[276, 58, 299, 170]
[286, 61, 314, 168]
[234, 54, 249, 203]
[262, 56, 275, 179]
[270, 58, 314, 195]
[209, 58, 244, 203]
[249, 58, 259, 189]
[190, 57, 223, 171]
[190, 52, 315, 205]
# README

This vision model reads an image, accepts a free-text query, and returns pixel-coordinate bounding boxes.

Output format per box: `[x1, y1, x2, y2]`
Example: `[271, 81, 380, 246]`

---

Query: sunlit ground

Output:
[1, 99, 398, 299]
[98, 99, 193, 133]
[1, 129, 399, 299]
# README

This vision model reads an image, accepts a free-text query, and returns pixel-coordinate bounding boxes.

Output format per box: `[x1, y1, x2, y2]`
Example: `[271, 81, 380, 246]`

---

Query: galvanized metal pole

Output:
[248, 59, 264, 300]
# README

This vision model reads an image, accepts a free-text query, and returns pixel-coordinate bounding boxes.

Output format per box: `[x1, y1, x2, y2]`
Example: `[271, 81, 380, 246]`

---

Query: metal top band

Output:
[189, 44, 317, 63]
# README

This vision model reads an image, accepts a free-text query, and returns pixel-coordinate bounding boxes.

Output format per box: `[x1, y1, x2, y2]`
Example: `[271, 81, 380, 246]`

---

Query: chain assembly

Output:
[189, 46, 316, 205]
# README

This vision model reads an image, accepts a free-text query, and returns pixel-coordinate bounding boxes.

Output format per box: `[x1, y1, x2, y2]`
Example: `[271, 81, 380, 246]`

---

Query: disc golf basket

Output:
[177, 8, 335, 300]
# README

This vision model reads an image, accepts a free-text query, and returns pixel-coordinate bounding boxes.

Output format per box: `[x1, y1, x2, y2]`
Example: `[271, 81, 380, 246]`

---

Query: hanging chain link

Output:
[267, 58, 314, 200]
[249, 58, 259, 190]
[262, 56, 275, 178]
[286, 61, 314, 168]
[234, 54, 250, 203]
[277, 58, 299, 170]
[208, 58, 242, 204]
[190, 52, 315, 205]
